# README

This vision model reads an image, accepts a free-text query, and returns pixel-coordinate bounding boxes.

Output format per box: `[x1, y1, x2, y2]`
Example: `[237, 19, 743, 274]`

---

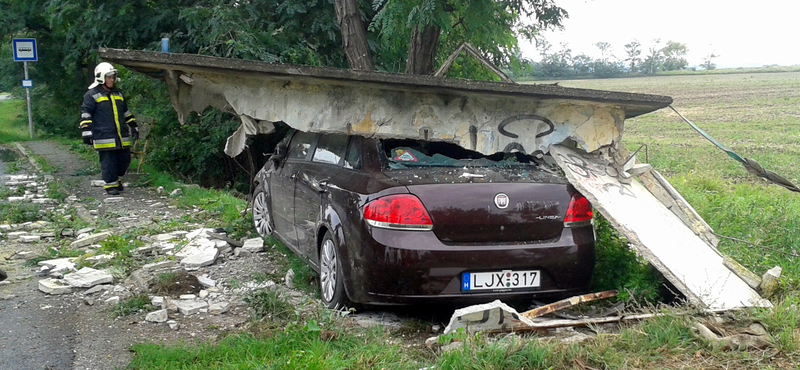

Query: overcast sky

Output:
[518, 0, 800, 69]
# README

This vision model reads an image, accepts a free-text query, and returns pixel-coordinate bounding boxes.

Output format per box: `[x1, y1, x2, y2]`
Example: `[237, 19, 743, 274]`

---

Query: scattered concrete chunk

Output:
[145, 309, 169, 323]
[63, 267, 113, 288]
[91, 180, 105, 187]
[8, 231, 28, 240]
[285, 269, 295, 289]
[38, 258, 77, 274]
[19, 235, 41, 243]
[208, 302, 230, 315]
[12, 251, 36, 260]
[104, 197, 125, 203]
[180, 294, 196, 300]
[759, 266, 782, 298]
[70, 231, 112, 249]
[105, 296, 120, 305]
[197, 275, 216, 288]
[142, 261, 176, 272]
[39, 279, 73, 295]
[84, 284, 112, 295]
[151, 296, 165, 308]
[242, 238, 264, 253]
[175, 300, 209, 315]
[170, 189, 183, 197]
[167, 320, 178, 330]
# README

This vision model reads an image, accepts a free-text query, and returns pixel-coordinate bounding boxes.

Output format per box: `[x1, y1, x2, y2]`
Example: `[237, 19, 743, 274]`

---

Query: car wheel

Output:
[319, 232, 351, 309]
[252, 183, 273, 237]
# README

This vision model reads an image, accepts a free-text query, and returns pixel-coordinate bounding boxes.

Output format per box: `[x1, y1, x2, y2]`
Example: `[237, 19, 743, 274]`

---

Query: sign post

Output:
[12, 38, 38, 139]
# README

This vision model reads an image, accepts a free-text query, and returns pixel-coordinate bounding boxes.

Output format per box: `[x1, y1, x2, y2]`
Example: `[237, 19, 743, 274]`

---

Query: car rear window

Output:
[286, 131, 316, 161]
[381, 139, 549, 170]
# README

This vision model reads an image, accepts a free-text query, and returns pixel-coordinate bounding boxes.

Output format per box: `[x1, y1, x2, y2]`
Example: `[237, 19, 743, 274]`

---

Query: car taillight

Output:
[564, 193, 593, 226]
[363, 194, 433, 231]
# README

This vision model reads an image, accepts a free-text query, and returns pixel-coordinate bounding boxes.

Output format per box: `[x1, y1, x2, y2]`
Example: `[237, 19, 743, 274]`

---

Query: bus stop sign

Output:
[12, 38, 38, 62]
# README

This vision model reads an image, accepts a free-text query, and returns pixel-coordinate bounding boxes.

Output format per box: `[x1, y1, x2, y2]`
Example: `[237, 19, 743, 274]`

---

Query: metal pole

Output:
[23, 61, 33, 139]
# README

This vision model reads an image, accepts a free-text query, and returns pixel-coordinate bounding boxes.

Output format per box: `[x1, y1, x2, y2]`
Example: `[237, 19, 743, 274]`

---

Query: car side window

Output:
[286, 131, 316, 161]
[344, 136, 361, 169]
[312, 134, 348, 165]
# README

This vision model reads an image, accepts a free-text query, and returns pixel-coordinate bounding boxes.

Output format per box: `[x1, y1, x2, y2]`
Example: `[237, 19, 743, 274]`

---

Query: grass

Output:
[0, 98, 29, 143]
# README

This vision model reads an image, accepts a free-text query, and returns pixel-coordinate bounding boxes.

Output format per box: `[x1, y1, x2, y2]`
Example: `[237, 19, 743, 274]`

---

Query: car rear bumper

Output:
[349, 225, 595, 305]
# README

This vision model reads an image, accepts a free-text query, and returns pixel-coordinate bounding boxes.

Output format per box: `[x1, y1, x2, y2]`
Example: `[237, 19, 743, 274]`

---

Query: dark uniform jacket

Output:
[79, 85, 137, 151]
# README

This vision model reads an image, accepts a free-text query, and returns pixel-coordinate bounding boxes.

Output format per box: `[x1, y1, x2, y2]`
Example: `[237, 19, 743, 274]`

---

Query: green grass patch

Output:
[0, 201, 42, 223]
[0, 99, 29, 143]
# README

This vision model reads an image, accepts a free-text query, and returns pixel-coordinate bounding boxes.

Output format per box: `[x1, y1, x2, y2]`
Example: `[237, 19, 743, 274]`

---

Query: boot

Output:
[106, 188, 120, 196]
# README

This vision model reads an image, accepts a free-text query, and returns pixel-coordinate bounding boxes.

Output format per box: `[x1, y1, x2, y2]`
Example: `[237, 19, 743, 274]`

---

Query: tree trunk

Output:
[333, 0, 374, 71]
[405, 25, 441, 75]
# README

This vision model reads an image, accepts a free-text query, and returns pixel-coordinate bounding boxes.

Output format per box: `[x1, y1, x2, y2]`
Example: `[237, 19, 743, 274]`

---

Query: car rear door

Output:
[294, 134, 348, 261]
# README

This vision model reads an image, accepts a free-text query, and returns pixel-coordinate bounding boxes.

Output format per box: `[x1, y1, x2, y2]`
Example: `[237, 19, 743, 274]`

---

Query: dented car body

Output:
[253, 131, 596, 307]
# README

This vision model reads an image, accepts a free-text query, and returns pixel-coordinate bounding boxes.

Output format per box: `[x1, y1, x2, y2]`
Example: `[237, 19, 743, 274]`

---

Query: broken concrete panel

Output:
[175, 237, 216, 258]
[551, 145, 771, 309]
[19, 235, 41, 243]
[180, 248, 219, 269]
[444, 300, 534, 334]
[69, 231, 112, 249]
[39, 279, 73, 295]
[175, 300, 209, 316]
[8, 231, 27, 239]
[145, 309, 169, 323]
[63, 267, 114, 288]
[142, 260, 176, 271]
[99, 48, 672, 159]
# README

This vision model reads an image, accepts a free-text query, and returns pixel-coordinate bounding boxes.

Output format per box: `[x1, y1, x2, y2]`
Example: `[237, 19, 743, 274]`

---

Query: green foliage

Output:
[111, 294, 153, 318]
[591, 216, 665, 304]
[0, 201, 41, 223]
[244, 289, 296, 321]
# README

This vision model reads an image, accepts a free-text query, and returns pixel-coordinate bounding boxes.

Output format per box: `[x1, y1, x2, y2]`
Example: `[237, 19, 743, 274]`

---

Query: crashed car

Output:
[252, 130, 596, 308]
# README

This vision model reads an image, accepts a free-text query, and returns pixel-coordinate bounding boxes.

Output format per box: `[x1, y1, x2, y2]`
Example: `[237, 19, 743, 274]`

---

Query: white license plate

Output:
[461, 270, 541, 292]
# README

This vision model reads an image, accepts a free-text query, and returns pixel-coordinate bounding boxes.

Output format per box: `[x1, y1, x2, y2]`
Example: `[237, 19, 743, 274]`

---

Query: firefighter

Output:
[79, 62, 138, 195]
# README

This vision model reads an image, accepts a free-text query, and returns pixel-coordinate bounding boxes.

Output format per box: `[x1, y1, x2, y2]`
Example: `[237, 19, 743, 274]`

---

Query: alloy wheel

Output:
[320, 238, 337, 303]
[253, 190, 272, 236]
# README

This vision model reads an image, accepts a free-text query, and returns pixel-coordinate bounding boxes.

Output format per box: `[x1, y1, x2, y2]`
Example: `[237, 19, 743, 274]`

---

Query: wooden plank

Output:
[521, 290, 618, 320]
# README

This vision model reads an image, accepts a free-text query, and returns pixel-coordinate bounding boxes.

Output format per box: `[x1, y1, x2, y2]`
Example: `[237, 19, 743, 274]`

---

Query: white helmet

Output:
[88, 62, 118, 89]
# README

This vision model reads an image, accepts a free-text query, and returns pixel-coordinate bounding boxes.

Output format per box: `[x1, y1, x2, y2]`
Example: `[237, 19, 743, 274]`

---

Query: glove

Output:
[130, 126, 139, 142]
[82, 130, 93, 145]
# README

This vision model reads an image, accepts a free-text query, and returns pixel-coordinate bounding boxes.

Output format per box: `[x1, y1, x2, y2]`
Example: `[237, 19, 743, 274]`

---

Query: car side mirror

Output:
[270, 142, 288, 163]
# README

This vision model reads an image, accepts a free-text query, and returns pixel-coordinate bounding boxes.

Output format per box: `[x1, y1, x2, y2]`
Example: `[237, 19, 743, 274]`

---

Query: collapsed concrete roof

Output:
[99, 48, 672, 157]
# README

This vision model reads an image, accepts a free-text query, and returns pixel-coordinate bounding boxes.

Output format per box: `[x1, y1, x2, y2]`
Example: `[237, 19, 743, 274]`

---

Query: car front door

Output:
[270, 131, 317, 252]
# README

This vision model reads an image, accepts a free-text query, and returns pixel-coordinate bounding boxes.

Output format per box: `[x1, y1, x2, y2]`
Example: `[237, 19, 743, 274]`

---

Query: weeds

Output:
[111, 295, 153, 318]
[245, 289, 295, 321]
[0, 201, 42, 223]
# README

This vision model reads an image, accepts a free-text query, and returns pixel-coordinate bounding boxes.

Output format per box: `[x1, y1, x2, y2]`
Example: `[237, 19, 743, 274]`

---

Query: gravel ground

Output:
[1, 141, 432, 370]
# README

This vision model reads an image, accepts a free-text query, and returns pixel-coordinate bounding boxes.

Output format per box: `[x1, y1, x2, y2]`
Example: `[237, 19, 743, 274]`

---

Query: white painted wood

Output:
[551, 145, 771, 309]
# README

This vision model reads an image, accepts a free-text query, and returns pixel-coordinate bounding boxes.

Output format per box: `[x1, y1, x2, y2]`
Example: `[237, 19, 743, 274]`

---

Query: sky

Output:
[519, 0, 800, 69]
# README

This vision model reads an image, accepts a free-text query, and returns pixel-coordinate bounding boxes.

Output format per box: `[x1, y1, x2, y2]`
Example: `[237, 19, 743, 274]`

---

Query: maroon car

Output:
[252, 130, 595, 308]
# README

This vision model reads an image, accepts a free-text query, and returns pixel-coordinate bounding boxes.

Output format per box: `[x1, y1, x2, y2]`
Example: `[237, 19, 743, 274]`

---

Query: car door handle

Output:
[311, 179, 329, 193]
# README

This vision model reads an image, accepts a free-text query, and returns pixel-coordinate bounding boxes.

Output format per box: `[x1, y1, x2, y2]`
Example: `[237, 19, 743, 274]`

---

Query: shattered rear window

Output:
[381, 139, 552, 170]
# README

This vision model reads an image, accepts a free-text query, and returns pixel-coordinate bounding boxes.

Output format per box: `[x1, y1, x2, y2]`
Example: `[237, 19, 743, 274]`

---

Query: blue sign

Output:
[22, 79, 33, 88]
[12, 38, 38, 62]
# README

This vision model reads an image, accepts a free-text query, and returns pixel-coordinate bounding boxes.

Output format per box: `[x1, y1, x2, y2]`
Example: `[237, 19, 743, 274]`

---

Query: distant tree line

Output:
[508, 38, 719, 79]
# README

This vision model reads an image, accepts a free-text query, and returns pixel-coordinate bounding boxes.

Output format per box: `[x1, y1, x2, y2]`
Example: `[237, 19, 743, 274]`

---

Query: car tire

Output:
[252, 183, 274, 237]
[319, 231, 352, 310]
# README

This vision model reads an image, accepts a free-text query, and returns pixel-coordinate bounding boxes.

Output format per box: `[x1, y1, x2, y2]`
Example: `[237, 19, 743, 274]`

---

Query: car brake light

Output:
[364, 194, 433, 231]
[564, 193, 593, 225]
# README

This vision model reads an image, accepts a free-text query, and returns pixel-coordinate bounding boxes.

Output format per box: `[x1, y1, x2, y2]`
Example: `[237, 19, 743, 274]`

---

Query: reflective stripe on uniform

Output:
[95, 96, 109, 103]
[93, 138, 116, 149]
[79, 120, 92, 128]
[82, 131, 93, 137]
[103, 182, 120, 189]
[121, 138, 131, 147]
[81, 113, 91, 119]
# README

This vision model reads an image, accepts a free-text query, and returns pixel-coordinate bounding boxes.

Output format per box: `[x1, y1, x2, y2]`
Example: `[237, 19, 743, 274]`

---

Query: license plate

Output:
[461, 270, 541, 292]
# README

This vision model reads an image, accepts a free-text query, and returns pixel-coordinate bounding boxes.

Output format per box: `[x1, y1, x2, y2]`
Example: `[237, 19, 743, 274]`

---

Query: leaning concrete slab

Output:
[550, 145, 771, 310]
